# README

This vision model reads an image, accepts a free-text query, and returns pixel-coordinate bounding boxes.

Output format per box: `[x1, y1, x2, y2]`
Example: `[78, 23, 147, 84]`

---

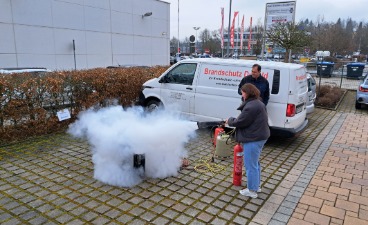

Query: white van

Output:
[139, 58, 308, 137]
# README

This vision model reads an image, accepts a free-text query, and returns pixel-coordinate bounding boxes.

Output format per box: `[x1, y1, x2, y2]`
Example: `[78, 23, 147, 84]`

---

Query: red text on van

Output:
[296, 74, 306, 80]
[243, 70, 269, 79]
[204, 68, 242, 77]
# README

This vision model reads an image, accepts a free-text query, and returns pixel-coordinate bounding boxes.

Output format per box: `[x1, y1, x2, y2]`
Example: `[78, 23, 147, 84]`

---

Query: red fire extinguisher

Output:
[213, 126, 224, 146]
[233, 143, 243, 186]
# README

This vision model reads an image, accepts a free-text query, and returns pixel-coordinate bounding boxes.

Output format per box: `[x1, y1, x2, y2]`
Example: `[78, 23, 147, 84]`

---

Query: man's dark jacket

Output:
[238, 75, 270, 105]
[227, 98, 270, 143]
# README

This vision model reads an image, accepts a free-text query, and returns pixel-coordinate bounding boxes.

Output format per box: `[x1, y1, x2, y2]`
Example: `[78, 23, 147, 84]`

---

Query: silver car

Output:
[306, 73, 316, 114]
[355, 73, 368, 109]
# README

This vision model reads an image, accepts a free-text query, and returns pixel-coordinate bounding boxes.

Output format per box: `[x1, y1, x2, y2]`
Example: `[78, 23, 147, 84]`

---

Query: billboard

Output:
[265, 1, 296, 30]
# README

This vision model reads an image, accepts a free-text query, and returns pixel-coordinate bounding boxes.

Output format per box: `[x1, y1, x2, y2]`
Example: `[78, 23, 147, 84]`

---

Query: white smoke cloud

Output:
[68, 105, 198, 187]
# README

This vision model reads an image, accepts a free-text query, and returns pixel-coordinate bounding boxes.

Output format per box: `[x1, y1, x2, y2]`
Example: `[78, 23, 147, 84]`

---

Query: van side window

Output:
[271, 69, 280, 94]
[307, 76, 316, 91]
[165, 63, 197, 85]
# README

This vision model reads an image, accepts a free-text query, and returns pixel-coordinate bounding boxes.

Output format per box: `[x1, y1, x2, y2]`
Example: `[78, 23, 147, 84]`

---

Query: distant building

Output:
[223, 31, 262, 55]
[0, 0, 170, 70]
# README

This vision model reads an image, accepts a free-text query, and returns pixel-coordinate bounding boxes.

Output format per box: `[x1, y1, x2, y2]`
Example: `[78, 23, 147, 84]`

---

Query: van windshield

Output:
[165, 63, 197, 85]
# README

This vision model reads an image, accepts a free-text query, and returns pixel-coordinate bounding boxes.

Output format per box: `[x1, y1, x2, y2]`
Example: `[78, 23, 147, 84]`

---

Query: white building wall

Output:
[0, 0, 170, 70]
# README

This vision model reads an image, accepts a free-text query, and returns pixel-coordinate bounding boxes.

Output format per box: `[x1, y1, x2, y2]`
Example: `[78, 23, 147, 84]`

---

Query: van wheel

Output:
[146, 100, 162, 112]
[355, 100, 361, 109]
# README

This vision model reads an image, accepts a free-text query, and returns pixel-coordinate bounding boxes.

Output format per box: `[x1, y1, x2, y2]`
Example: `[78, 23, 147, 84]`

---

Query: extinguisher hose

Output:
[209, 126, 216, 141]
[180, 156, 226, 174]
[225, 128, 236, 145]
[193, 156, 226, 174]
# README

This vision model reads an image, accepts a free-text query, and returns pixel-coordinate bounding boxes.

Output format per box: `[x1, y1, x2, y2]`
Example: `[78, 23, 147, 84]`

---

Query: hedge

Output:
[0, 66, 169, 144]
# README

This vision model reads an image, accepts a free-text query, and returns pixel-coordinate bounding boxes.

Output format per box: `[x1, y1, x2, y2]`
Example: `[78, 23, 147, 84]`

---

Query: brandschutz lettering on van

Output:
[203, 68, 242, 77]
[198, 64, 272, 91]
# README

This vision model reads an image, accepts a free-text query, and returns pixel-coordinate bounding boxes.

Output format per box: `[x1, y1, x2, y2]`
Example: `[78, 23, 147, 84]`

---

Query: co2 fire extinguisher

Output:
[233, 143, 243, 186]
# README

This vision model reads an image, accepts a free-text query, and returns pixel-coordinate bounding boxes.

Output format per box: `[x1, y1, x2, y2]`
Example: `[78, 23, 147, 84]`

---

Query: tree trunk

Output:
[284, 49, 290, 63]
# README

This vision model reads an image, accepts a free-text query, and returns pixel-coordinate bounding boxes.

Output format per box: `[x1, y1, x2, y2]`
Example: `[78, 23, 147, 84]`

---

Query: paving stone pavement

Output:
[250, 91, 368, 225]
[0, 91, 367, 225]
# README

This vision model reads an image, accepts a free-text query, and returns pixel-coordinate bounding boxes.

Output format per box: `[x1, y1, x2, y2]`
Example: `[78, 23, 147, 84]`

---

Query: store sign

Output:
[265, 1, 296, 31]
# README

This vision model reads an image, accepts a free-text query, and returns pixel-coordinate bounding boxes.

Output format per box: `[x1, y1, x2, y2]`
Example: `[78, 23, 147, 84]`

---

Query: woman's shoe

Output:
[239, 189, 258, 198]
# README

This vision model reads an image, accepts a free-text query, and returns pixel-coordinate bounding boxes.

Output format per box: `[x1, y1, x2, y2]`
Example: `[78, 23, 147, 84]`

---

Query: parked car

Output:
[0, 67, 50, 76]
[170, 56, 176, 65]
[106, 65, 150, 69]
[306, 73, 316, 114]
[200, 54, 211, 58]
[355, 73, 368, 109]
[180, 56, 192, 60]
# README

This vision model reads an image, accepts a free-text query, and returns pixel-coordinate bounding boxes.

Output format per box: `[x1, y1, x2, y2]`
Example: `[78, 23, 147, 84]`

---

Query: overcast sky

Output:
[163, 0, 368, 40]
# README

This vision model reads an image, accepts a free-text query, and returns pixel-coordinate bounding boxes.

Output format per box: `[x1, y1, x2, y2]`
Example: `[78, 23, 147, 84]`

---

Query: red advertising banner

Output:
[230, 11, 238, 48]
[240, 15, 244, 50]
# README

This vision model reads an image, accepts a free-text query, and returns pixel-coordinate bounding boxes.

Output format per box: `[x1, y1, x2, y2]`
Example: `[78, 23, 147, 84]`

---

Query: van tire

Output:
[355, 100, 361, 109]
[146, 100, 162, 112]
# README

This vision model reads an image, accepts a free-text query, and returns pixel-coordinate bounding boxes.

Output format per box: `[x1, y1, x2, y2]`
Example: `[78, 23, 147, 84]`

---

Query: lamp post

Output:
[193, 27, 200, 54]
[177, 0, 180, 53]
[226, 0, 232, 57]
[72, 40, 76, 70]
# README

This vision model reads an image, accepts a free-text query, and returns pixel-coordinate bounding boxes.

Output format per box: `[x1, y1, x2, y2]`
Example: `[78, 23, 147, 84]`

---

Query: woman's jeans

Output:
[242, 140, 267, 191]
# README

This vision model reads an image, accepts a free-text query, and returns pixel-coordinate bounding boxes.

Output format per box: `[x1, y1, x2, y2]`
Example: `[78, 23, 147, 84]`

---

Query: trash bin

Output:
[316, 62, 335, 77]
[346, 62, 365, 79]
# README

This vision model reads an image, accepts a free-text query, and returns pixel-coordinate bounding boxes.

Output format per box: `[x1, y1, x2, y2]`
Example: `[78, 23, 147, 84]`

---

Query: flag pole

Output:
[226, 0, 232, 57]
[221, 8, 224, 58]
[237, 12, 240, 57]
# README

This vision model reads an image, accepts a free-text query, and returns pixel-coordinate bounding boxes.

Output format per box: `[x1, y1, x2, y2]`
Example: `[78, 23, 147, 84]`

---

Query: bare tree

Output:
[170, 37, 179, 55]
[359, 23, 368, 54]
[266, 22, 312, 62]
[200, 29, 221, 54]
[252, 19, 264, 56]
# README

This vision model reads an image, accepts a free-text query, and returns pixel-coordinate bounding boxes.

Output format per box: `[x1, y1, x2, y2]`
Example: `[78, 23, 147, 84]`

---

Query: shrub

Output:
[323, 56, 336, 63]
[0, 66, 169, 144]
[315, 85, 345, 108]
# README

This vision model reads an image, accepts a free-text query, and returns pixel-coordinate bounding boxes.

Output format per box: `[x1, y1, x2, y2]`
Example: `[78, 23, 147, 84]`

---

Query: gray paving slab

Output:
[1, 91, 367, 224]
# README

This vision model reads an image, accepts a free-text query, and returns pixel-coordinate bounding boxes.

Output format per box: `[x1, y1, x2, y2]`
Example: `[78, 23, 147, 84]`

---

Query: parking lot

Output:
[0, 91, 367, 225]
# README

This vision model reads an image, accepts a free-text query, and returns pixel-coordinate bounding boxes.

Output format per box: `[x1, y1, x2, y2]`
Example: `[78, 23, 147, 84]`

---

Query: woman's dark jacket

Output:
[227, 97, 270, 143]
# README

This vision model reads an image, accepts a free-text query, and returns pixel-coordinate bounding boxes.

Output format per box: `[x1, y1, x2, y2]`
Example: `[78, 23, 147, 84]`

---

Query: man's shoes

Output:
[239, 188, 258, 198]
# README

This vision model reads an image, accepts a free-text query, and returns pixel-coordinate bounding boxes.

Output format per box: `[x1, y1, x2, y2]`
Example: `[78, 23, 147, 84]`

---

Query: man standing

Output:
[238, 64, 270, 105]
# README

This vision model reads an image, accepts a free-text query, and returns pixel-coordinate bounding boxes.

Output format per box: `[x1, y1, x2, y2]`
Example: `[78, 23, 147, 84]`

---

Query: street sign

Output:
[265, 1, 296, 31]
[316, 51, 330, 57]
[190, 35, 195, 43]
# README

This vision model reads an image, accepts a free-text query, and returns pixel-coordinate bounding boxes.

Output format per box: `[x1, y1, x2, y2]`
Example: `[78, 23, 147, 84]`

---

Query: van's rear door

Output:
[285, 67, 308, 129]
